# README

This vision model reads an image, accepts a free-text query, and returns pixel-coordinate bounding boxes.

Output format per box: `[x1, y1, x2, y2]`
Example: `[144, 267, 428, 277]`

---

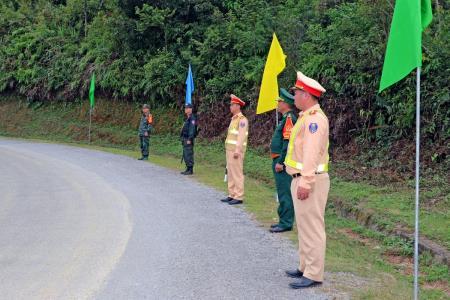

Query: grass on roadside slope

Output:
[0, 98, 449, 298]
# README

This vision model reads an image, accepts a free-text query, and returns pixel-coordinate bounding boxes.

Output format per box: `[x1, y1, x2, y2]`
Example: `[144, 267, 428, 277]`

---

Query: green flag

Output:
[379, 0, 432, 92]
[89, 73, 95, 108]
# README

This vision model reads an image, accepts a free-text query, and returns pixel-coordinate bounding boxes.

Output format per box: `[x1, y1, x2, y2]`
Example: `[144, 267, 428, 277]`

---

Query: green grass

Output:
[1, 98, 449, 298]
[329, 179, 450, 250]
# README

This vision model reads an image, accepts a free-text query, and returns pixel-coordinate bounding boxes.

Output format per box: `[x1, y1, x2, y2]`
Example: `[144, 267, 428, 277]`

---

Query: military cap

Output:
[185, 103, 193, 108]
[292, 71, 326, 97]
[277, 88, 295, 105]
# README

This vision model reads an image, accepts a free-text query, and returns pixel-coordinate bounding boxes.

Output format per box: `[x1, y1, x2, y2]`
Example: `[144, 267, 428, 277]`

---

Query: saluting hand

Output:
[297, 187, 310, 200]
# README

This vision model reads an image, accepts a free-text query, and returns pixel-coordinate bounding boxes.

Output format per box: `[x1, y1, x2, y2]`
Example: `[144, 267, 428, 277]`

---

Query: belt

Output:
[291, 172, 327, 178]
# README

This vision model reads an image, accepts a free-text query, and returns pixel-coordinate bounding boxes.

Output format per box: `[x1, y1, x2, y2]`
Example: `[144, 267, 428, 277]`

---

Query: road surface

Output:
[0, 139, 327, 299]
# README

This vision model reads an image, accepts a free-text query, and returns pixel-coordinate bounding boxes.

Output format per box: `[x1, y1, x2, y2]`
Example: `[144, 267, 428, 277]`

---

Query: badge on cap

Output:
[309, 123, 318, 133]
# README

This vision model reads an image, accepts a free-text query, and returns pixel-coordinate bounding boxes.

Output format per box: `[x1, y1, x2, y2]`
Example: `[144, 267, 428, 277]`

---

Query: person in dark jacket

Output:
[180, 103, 197, 175]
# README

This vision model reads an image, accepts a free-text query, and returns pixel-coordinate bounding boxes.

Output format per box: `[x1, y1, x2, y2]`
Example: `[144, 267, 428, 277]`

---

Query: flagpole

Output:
[276, 107, 279, 126]
[413, 67, 421, 300]
[88, 107, 92, 144]
[274, 107, 279, 203]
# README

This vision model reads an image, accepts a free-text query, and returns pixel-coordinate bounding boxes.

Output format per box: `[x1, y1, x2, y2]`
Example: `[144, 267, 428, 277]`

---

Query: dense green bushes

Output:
[0, 0, 449, 158]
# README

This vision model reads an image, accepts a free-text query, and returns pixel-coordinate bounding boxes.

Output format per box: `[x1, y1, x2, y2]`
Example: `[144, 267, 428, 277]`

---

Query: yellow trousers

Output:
[291, 173, 330, 282]
[226, 150, 245, 201]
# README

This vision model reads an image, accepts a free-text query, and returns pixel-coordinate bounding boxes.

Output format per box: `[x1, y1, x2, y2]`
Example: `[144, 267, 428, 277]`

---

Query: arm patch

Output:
[309, 122, 318, 133]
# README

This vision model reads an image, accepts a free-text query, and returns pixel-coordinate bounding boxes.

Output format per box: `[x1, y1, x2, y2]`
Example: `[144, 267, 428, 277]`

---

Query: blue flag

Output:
[185, 64, 194, 105]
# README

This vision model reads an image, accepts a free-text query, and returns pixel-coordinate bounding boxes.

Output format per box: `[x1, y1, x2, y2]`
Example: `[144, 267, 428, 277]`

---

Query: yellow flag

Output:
[256, 33, 286, 114]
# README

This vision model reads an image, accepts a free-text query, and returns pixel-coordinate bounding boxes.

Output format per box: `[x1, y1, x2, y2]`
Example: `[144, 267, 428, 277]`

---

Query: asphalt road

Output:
[0, 139, 328, 299]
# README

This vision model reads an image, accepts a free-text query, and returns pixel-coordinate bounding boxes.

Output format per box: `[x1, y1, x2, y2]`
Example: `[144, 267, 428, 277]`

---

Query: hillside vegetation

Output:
[0, 1, 449, 209]
[1, 1, 449, 150]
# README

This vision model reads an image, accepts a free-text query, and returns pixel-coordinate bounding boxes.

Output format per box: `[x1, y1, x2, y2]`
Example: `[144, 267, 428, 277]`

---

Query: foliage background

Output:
[0, 0, 449, 176]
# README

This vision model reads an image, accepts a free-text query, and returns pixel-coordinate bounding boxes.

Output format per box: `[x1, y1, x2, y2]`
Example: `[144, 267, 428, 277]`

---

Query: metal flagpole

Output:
[413, 67, 421, 300]
[276, 107, 279, 125]
[88, 107, 92, 144]
[275, 107, 279, 202]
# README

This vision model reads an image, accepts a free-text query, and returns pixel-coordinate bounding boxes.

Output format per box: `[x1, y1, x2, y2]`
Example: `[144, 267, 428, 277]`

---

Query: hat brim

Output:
[290, 86, 304, 91]
[289, 86, 298, 93]
[292, 82, 324, 97]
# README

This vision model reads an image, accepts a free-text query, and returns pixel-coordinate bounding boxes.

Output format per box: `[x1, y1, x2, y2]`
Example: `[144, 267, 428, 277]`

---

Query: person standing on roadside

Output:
[138, 104, 153, 161]
[269, 88, 297, 233]
[284, 72, 330, 289]
[180, 103, 197, 175]
[220, 94, 248, 205]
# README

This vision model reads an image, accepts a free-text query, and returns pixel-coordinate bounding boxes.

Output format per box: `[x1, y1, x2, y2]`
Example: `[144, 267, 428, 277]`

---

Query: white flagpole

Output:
[276, 107, 279, 126]
[413, 67, 421, 300]
[88, 107, 92, 144]
[275, 107, 279, 202]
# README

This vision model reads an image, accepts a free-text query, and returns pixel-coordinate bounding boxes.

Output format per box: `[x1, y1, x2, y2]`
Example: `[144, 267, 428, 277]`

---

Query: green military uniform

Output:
[270, 89, 297, 230]
[138, 105, 153, 160]
[180, 110, 197, 174]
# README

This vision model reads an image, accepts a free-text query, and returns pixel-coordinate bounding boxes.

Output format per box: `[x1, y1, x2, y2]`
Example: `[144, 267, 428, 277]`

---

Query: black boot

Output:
[181, 167, 193, 175]
[270, 226, 292, 233]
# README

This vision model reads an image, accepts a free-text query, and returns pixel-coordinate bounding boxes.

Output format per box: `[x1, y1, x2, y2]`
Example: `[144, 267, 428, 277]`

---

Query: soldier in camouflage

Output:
[138, 104, 153, 160]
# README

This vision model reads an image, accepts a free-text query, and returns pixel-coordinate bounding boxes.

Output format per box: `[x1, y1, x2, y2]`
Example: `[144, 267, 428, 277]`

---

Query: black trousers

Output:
[182, 139, 194, 168]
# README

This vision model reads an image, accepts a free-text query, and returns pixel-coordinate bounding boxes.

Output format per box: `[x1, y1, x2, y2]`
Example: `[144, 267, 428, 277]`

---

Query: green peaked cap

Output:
[278, 88, 294, 105]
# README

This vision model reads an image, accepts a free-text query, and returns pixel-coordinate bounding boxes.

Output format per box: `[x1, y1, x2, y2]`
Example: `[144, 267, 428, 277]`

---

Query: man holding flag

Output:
[269, 88, 297, 233]
[180, 64, 197, 174]
[180, 103, 197, 175]
[256, 33, 294, 231]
